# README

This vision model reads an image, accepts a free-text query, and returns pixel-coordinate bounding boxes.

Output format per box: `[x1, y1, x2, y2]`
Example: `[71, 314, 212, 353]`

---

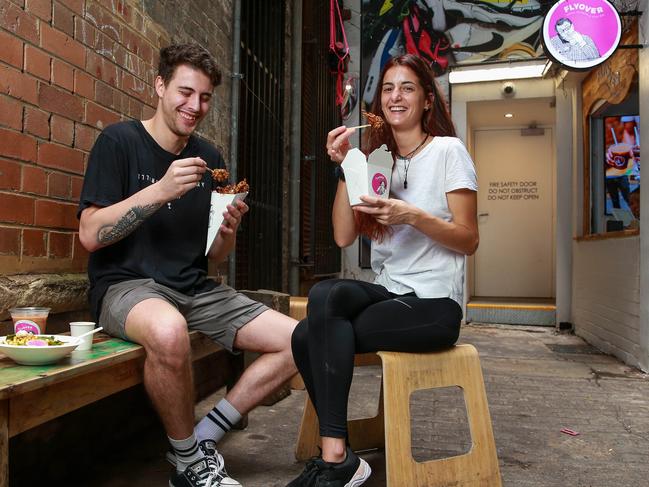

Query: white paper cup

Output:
[70, 321, 96, 351]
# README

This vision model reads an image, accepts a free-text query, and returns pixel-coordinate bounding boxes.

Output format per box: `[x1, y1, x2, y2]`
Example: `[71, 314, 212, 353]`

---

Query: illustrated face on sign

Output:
[555, 19, 575, 42]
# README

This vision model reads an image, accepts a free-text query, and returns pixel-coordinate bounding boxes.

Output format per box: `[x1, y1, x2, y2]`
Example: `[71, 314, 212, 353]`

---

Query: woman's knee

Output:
[291, 319, 309, 355]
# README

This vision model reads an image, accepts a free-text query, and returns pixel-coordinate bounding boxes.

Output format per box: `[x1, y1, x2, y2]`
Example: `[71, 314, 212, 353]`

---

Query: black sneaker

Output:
[286, 448, 371, 487]
[169, 456, 222, 487]
[167, 440, 241, 487]
[286, 456, 327, 486]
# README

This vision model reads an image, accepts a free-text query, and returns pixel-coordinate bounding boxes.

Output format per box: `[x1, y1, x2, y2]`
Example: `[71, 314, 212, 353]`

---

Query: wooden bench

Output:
[0, 331, 238, 487]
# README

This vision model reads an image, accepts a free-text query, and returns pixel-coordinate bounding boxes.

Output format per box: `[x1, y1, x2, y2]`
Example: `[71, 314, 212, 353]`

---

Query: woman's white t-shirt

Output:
[371, 136, 478, 306]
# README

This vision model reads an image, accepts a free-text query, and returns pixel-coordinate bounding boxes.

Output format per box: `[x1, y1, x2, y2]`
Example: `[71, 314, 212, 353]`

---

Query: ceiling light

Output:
[505, 113, 513, 118]
[449, 60, 547, 84]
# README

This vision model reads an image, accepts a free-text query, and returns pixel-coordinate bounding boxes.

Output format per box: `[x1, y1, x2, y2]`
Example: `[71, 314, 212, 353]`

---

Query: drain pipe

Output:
[228, 0, 242, 288]
[288, 0, 303, 296]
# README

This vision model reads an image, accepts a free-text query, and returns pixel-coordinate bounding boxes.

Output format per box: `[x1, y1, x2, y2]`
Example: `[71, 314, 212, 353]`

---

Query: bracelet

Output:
[334, 165, 346, 182]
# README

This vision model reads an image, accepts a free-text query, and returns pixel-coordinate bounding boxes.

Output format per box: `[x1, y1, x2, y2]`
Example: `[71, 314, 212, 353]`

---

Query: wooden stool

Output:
[295, 345, 502, 487]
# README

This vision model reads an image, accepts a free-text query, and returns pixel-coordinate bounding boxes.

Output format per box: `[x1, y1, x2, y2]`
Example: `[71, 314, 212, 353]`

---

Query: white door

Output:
[473, 129, 554, 297]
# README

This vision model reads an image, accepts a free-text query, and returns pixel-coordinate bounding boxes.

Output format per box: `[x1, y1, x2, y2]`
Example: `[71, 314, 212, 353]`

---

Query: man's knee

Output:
[138, 317, 191, 368]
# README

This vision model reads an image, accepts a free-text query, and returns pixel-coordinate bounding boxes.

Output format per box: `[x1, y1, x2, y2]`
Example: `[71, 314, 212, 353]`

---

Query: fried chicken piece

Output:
[362, 111, 385, 131]
[215, 178, 249, 194]
[211, 168, 230, 182]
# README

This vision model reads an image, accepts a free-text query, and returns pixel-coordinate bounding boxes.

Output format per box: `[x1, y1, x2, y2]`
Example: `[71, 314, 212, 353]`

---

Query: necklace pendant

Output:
[404, 180, 408, 189]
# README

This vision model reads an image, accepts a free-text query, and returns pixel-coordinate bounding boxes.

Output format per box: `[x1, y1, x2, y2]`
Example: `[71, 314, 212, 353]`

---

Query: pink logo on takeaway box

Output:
[372, 173, 388, 196]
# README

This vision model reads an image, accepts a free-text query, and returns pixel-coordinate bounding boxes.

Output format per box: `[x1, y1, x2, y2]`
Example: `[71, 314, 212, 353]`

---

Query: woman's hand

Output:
[326, 125, 356, 164]
[354, 196, 421, 226]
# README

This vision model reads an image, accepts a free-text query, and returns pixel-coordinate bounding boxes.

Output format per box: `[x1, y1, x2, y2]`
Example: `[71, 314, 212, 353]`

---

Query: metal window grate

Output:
[235, 0, 286, 291]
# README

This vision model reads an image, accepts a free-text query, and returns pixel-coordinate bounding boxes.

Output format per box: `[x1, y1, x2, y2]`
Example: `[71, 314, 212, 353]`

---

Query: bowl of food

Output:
[0, 331, 80, 365]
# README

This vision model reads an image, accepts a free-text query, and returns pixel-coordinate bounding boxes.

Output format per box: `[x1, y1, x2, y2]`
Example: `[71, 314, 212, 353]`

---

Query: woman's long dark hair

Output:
[356, 54, 457, 241]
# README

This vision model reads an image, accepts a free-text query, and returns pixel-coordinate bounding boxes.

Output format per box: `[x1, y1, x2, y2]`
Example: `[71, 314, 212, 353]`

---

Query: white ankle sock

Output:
[195, 398, 242, 443]
[169, 433, 203, 472]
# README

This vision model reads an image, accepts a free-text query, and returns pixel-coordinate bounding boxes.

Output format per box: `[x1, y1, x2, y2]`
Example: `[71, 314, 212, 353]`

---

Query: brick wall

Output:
[0, 0, 233, 315]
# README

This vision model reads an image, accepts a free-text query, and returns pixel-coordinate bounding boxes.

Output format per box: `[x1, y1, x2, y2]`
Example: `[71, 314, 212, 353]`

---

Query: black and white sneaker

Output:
[286, 447, 371, 487]
[167, 440, 241, 487]
[169, 456, 222, 487]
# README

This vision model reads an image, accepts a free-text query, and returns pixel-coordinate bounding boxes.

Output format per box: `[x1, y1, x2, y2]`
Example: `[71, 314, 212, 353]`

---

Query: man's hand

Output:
[219, 199, 249, 236]
[354, 195, 421, 226]
[157, 157, 207, 201]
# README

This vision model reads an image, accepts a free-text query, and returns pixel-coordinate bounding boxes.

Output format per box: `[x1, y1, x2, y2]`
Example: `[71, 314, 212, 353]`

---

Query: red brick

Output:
[0, 95, 23, 130]
[0, 127, 37, 162]
[85, 101, 120, 129]
[0, 227, 21, 256]
[0, 159, 21, 190]
[50, 115, 74, 146]
[22, 228, 46, 257]
[85, 1, 122, 43]
[0, 193, 34, 224]
[52, 1, 74, 37]
[86, 51, 119, 87]
[142, 104, 155, 119]
[74, 70, 94, 99]
[41, 23, 85, 68]
[23, 106, 50, 139]
[73, 17, 98, 50]
[0, 29, 23, 68]
[59, 0, 83, 15]
[127, 96, 143, 120]
[26, 0, 51, 22]
[24, 45, 51, 81]
[34, 199, 77, 229]
[49, 231, 72, 258]
[74, 123, 97, 151]
[95, 81, 115, 108]
[70, 175, 83, 200]
[22, 165, 47, 194]
[48, 171, 70, 198]
[52, 58, 74, 92]
[39, 83, 84, 121]
[7, 0, 25, 8]
[0, 65, 38, 104]
[0, 1, 39, 43]
[38, 142, 85, 174]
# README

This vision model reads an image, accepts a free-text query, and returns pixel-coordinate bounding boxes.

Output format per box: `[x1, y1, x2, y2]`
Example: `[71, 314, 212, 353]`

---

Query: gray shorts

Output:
[99, 278, 269, 351]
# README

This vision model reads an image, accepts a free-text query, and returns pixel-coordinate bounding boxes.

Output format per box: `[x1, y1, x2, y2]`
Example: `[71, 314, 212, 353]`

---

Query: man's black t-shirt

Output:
[77, 120, 226, 321]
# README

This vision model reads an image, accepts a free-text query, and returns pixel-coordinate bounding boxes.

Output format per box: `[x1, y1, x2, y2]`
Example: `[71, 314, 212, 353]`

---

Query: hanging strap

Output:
[330, 0, 350, 106]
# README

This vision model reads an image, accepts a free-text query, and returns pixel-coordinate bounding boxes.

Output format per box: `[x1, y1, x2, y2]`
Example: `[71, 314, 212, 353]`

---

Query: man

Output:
[550, 18, 600, 63]
[77, 43, 297, 487]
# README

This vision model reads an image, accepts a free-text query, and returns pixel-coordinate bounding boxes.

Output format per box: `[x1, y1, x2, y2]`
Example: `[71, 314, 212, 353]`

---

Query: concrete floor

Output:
[79, 324, 649, 487]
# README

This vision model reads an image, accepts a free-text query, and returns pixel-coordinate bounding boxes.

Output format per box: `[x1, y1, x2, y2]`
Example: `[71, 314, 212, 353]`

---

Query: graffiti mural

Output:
[361, 0, 552, 106]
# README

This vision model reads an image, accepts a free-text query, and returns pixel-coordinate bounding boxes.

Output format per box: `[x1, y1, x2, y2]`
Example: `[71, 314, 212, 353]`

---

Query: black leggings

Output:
[291, 278, 462, 438]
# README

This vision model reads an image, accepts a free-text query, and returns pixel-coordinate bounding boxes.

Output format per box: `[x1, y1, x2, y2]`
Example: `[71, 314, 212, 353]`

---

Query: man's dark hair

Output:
[158, 43, 221, 87]
[555, 18, 572, 31]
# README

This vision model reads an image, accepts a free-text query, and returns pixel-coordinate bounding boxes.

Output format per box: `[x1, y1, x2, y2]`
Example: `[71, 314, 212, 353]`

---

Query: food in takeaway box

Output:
[210, 169, 249, 194]
[215, 179, 249, 194]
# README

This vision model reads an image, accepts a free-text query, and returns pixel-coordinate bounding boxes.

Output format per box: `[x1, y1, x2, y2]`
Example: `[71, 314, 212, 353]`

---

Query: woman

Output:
[288, 54, 478, 487]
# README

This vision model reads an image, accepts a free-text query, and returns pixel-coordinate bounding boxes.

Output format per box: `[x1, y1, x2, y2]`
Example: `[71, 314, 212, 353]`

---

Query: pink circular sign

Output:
[542, 0, 621, 71]
[372, 173, 388, 196]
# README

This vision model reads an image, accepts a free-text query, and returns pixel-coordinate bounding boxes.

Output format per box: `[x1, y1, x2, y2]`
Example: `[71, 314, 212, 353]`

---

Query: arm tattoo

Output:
[97, 203, 162, 245]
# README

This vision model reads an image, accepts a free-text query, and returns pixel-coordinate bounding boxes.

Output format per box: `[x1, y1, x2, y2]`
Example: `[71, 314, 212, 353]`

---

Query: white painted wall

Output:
[573, 237, 642, 368]
[571, 5, 648, 372]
